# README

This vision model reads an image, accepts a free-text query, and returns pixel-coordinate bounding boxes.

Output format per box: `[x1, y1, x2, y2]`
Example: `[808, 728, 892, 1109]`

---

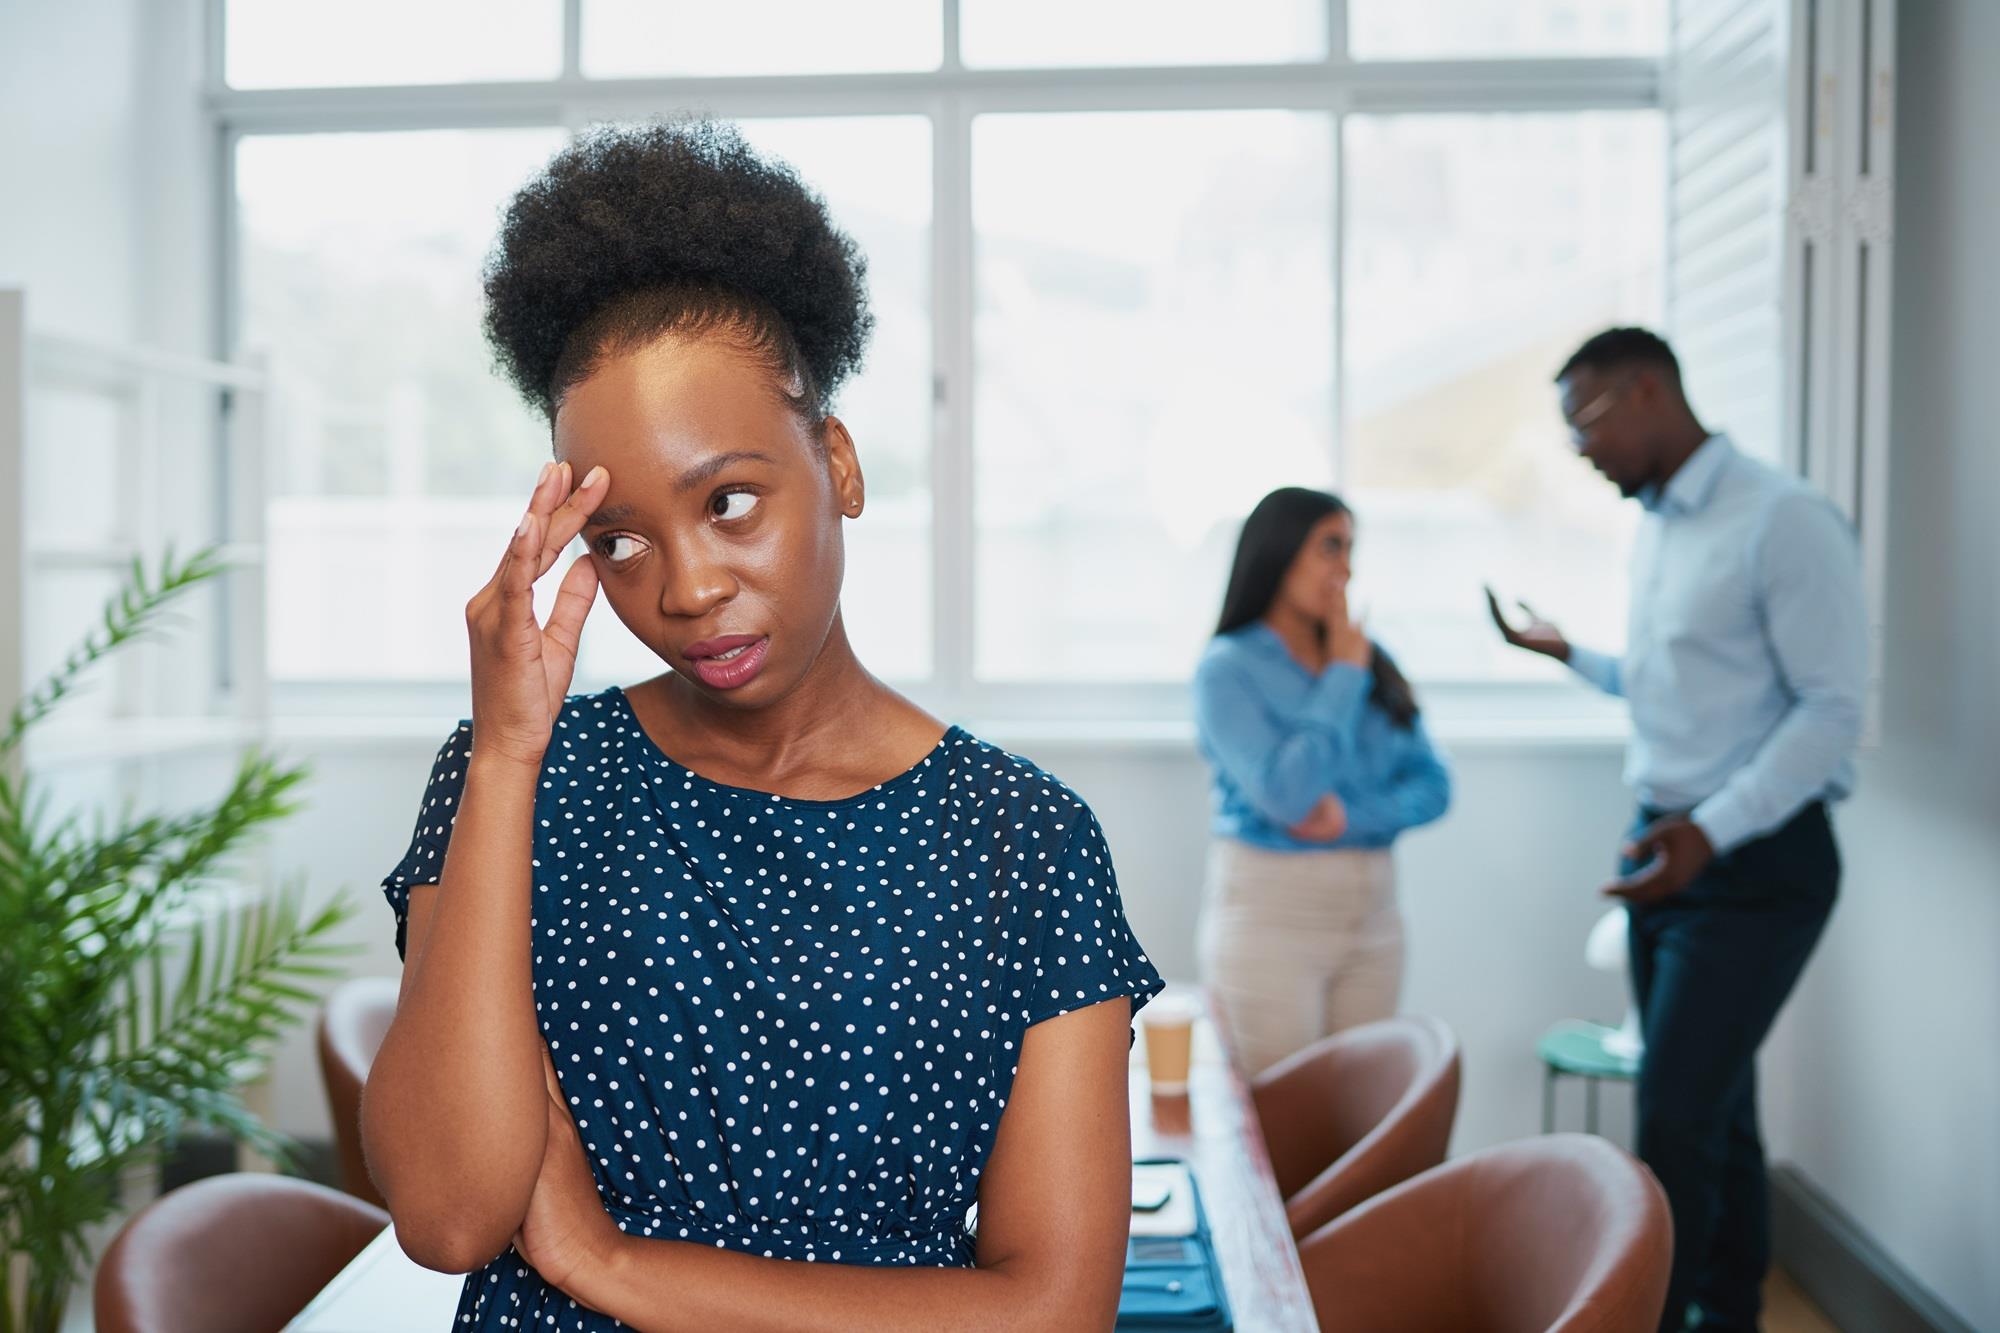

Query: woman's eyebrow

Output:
[581, 451, 778, 528]
[673, 450, 776, 492]
[583, 503, 642, 529]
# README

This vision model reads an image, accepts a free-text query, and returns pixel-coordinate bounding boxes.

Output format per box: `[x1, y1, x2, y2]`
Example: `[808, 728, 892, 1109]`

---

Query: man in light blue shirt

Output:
[1490, 328, 1866, 1333]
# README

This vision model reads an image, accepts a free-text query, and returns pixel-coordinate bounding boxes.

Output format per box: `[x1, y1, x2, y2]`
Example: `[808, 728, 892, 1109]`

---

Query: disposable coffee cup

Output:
[1141, 991, 1200, 1094]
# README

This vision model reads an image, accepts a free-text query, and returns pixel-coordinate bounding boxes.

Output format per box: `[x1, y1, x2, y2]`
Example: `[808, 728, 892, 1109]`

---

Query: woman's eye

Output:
[711, 490, 759, 521]
[600, 534, 644, 563]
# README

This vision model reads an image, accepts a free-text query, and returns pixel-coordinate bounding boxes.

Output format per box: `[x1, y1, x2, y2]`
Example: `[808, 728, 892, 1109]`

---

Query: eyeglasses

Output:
[1563, 380, 1629, 445]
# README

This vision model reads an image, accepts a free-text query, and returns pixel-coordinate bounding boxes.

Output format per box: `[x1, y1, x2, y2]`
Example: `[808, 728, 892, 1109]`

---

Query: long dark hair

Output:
[1214, 487, 1420, 729]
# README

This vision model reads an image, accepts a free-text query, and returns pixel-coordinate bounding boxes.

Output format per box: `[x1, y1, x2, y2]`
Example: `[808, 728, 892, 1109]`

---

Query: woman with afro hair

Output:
[359, 120, 1164, 1332]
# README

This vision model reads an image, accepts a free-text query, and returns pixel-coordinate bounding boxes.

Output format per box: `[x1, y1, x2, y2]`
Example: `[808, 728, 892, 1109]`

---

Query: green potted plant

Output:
[0, 548, 352, 1333]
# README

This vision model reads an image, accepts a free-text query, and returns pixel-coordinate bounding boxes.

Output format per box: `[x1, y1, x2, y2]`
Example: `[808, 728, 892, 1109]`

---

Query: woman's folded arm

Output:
[547, 998, 1137, 1332]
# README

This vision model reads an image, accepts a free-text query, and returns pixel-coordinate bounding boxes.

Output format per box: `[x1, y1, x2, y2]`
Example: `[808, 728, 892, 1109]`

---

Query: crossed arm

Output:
[513, 997, 1135, 1332]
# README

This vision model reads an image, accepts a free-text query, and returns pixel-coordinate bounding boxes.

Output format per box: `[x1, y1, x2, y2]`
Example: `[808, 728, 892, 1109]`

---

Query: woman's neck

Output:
[1262, 606, 1324, 673]
[634, 617, 939, 796]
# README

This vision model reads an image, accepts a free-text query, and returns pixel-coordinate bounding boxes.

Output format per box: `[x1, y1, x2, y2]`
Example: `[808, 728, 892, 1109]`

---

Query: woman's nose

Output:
[656, 542, 737, 619]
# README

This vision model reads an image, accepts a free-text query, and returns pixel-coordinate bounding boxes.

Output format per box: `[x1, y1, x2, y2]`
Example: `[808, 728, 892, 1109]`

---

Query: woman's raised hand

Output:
[466, 461, 611, 769]
[1324, 583, 1372, 669]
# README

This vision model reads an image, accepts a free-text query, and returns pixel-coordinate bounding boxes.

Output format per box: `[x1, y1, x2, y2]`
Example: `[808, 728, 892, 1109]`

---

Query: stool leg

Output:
[1586, 1076, 1599, 1135]
[1542, 1067, 1555, 1134]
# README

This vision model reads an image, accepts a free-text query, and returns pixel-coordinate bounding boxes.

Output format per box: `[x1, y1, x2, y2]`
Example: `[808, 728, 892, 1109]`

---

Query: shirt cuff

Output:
[1689, 796, 1760, 858]
[1565, 645, 1622, 696]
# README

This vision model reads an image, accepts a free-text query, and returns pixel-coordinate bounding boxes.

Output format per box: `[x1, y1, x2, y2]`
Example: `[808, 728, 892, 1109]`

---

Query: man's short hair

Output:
[1556, 327, 1682, 384]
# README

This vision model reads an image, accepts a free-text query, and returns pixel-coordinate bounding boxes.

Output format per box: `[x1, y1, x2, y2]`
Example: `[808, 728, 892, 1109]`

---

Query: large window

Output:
[221, 1, 1666, 715]
[973, 111, 1334, 683]
[1342, 112, 1663, 681]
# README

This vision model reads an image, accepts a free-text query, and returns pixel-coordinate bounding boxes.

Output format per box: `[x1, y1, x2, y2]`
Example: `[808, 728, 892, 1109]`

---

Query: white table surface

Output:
[285, 1225, 463, 1332]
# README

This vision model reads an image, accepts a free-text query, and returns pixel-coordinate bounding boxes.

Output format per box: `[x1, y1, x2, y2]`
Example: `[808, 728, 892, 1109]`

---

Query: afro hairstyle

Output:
[481, 118, 873, 425]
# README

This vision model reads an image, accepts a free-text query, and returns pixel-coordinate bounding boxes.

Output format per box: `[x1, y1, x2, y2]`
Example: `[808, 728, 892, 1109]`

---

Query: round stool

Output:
[1537, 1019, 1639, 1135]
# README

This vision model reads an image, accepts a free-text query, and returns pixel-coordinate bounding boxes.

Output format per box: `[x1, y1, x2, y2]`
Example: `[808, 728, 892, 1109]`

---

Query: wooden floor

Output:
[1766, 1268, 1841, 1332]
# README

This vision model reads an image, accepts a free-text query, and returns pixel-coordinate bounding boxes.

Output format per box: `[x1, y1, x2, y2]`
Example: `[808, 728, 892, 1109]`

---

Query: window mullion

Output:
[931, 93, 975, 706]
[1329, 108, 1347, 490]
[561, 0, 582, 81]
[940, 0, 962, 73]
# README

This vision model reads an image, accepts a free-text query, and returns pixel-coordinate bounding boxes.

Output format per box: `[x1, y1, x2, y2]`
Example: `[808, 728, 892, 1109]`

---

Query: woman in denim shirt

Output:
[1193, 487, 1451, 1075]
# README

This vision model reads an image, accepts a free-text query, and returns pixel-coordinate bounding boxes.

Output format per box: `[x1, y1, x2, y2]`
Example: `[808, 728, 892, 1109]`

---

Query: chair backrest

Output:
[1298, 1134, 1673, 1333]
[316, 975, 399, 1208]
[1251, 1014, 1461, 1237]
[94, 1172, 389, 1333]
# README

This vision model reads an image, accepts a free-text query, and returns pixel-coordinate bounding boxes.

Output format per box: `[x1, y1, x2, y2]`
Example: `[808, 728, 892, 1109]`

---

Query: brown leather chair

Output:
[94, 1172, 388, 1333]
[1251, 1014, 1461, 1238]
[1298, 1134, 1673, 1333]
[316, 974, 398, 1208]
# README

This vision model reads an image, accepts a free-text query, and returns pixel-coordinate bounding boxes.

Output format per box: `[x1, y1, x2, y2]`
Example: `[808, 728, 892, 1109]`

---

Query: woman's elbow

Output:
[361, 1103, 535, 1272]
[371, 1163, 527, 1273]
[1427, 772, 1455, 822]
[1404, 772, 1452, 830]
[391, 1211, 518, 1275]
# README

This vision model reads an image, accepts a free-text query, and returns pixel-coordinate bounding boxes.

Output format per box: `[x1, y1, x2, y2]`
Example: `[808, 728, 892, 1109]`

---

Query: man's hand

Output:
[1603, 817, 1714, 905]
[1485, 586, 1571, 662]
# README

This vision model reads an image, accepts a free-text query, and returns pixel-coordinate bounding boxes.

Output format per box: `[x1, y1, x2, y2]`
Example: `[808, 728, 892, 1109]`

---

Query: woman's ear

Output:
[823, 415, 865, 517]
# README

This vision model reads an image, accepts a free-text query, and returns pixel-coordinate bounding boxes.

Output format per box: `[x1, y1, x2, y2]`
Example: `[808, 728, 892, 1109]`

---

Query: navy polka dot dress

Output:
[382, 686, 1164, 1329]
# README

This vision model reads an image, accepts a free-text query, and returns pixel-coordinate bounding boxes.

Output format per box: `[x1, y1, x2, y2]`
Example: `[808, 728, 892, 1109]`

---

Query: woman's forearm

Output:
[571, 1237, 1083, 1333]
[362, 749, 549, 1269]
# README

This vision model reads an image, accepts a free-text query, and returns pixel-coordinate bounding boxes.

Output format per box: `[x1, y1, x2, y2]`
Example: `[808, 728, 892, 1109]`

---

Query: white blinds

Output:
[1669, 0, 1895, 733]
[1666, 0, 1789, 464]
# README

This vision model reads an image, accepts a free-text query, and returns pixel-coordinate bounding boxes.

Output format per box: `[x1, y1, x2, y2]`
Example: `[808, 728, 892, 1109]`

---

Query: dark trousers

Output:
[1625, 802, 1838, 1333]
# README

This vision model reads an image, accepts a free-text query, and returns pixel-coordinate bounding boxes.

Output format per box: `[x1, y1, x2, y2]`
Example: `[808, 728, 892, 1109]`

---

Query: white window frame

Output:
[207, 0, 1662, 733]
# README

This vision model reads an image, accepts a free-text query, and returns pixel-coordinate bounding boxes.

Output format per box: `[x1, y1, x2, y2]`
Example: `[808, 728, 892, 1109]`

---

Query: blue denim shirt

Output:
[1193, 623, 1451, 852]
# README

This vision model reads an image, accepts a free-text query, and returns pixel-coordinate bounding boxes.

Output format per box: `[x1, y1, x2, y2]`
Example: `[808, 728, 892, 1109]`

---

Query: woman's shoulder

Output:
[1194, 624, 1279, 692]
[942, 728, 1096, 837]
[1206, 623, 1279, 663]
[550, 685, 635, 736]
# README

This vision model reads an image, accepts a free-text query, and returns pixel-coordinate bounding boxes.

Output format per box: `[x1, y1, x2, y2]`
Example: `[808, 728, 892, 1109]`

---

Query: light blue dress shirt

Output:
[1566, 434, 1868, 854]
[1193, 623, 1452, 852]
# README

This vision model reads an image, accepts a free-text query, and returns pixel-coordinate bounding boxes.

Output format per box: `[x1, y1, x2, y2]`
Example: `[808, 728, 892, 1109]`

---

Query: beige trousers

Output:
[1196, 838, 1405, 1079]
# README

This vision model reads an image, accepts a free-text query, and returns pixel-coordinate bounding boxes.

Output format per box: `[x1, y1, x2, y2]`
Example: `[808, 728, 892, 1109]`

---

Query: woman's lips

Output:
[685, 635, 770, 690]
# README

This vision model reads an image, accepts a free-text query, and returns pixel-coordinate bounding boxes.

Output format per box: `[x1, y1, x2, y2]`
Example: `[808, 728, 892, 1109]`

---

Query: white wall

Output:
[1758, 3, 2000, 1327]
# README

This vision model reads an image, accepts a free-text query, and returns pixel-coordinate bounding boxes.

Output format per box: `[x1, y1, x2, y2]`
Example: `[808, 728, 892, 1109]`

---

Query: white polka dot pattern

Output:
[380, 687, 1164, 1329]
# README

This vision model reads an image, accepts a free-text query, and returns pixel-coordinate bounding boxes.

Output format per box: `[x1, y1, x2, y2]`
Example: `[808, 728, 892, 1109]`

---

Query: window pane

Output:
[1348, 0, 1665, 59]
[581, 0, 940, 77]
[226, 0, 561, 88]
[973, 111, 1334, 682]
[578, 116, 935, 684]
[238, 129, 566, 681]
[1342, 112, 1665, 681]
[961, 0, 1323, 68]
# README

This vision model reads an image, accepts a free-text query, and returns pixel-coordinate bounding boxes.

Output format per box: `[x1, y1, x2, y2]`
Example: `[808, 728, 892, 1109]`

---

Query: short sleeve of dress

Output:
[1025, 810, 1166, 1028]
[381, 721, 473, 960]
